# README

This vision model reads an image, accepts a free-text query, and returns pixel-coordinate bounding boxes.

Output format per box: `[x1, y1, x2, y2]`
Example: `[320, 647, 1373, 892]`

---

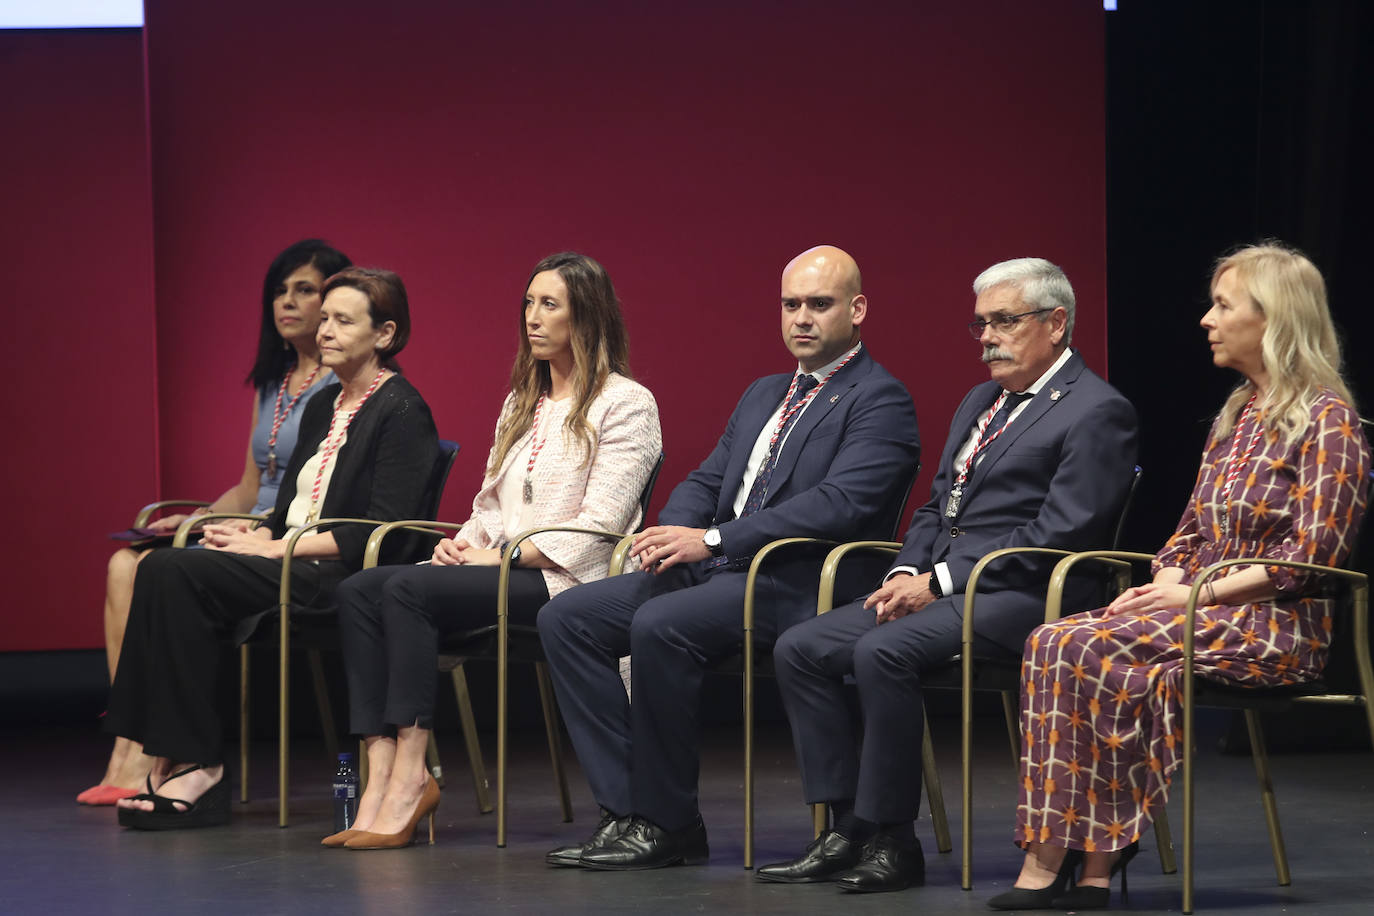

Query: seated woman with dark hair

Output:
[323, 251, 661, 850]
[990, 243, 1371, 911]
[83, 238, 349, 806]
[108, 267, 439, 830]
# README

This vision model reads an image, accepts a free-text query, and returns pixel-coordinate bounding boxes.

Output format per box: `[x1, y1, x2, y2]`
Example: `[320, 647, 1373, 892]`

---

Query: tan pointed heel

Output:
[321, 828, 361, 847]
[345, 775, 440, 850]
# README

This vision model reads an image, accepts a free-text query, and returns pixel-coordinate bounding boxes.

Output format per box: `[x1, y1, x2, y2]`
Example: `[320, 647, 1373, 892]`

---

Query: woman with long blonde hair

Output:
[991, 243, 1370, 910]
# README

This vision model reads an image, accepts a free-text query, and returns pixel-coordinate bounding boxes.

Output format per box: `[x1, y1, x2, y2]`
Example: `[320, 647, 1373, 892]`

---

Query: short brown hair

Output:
[322, 267, 411, 367]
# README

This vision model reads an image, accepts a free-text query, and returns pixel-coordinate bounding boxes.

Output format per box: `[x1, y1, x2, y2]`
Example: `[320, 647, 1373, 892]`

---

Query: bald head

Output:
[783, 245, 863, 300]
[780, 245, 868, 371]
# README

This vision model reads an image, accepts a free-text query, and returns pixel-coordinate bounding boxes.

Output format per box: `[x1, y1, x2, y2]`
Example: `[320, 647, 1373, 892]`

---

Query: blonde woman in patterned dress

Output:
[989, 243, 1370, 910]
[325, 252, 662, 850]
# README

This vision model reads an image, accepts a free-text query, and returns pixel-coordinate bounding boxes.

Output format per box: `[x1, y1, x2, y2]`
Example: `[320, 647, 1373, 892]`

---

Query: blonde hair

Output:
[489, 252, 631, 474]
[1212, 242, 1356, 445]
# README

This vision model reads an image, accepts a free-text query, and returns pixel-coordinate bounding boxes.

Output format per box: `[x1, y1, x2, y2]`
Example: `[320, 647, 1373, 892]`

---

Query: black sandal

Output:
[117, 764, 230, 831]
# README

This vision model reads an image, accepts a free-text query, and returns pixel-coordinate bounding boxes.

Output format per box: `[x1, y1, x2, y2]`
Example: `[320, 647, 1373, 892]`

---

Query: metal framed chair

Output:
[1043, 549, 1373, 914]
[806, 466, 1146, 887]
[362, 452, 664, 846]
[736, 466, 923, 868]
[192, 438, 461, 826]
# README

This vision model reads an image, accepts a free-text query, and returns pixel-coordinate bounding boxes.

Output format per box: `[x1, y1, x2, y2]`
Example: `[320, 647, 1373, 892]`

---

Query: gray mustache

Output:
[982, 346, 1013, 363]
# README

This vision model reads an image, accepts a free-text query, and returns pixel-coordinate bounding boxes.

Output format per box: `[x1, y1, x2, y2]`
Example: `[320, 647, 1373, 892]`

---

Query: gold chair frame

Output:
[1044, 550, 1373, 914]
[362, 520, 640, 847]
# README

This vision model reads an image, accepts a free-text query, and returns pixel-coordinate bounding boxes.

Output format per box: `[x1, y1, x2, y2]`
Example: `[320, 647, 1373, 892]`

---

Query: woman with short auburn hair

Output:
[108, 267, 439, 830]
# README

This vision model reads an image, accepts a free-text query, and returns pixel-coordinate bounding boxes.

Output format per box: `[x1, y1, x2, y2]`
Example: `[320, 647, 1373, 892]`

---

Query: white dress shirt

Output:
[728, 342, 864, 518]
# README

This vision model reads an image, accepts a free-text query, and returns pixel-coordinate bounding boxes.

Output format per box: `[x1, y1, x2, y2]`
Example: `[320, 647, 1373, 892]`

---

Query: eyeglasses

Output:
[967, 308, 1052, 339]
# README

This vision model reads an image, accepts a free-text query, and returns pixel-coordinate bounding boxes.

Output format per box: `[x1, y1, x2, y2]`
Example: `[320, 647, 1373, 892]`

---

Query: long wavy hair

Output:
[1212, 242, 1357, 445]
[246, 239, 352, 390]
[489, 252, 632, 473]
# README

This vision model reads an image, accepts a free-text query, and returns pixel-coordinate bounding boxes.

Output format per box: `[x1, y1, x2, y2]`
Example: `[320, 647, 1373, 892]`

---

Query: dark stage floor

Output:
[5, 718, 1372, 914]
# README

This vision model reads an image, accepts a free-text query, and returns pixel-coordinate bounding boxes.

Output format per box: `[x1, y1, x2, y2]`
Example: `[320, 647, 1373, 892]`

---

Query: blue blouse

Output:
[249, 370, 334, 514]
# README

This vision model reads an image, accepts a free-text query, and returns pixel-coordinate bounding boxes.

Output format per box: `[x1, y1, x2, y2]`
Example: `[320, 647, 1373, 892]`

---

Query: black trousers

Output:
[536, 563, 812, 832]
[104, 547, 341, 764]
[335, 563, 550, 736]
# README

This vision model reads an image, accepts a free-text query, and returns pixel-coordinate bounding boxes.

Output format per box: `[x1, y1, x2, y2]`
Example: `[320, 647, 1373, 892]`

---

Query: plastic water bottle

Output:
[333, 752, 359, 832]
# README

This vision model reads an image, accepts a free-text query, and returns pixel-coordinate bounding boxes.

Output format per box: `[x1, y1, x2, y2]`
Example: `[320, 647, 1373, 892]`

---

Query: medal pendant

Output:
[267, 453, 278, 477]
[523, 478, 533, 504]
[945, 485, 962, 518]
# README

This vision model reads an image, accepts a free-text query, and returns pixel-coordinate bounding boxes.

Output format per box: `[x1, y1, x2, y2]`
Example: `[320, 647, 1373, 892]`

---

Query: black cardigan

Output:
[268, 375, 439, 569]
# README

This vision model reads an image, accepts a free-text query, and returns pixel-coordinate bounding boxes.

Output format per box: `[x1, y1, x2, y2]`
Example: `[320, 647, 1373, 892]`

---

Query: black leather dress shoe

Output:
[755, 830, 865, 883]
[545, 810, 633, 867]
[833, 834, 925, 893]
[578, 815, 709, 870]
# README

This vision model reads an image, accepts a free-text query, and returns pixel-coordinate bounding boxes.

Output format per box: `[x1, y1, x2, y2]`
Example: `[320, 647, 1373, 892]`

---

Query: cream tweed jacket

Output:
[454, 373, 662, 597]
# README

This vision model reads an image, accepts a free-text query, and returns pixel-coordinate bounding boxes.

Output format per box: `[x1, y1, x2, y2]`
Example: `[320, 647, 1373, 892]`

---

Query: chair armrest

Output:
[736, 538, 840, 630]
[278, 517, 391, 607]
[1045, 550, 1156, 621]
[363, 519, 471, 569]
[1181, 558, 1369, 669]
[963, 547, 1083, 648]
[817, 541, 902, 615]
[609, 534, 638, 576]
[133, 499, 210, 528]
[171, 512, 269, 548]
[496, 525, 639, 620]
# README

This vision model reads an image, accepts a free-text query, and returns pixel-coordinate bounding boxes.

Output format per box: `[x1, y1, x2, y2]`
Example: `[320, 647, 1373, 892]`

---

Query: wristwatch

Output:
[703, 526, 724, 558]
[927, 573, 943, 598]
[502, 542, 522, 565]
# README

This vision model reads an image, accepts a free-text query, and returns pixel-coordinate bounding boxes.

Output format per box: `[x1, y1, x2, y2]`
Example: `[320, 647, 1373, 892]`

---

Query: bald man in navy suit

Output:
[538, 246, 921, 870]
[758, 258, 1138, 893]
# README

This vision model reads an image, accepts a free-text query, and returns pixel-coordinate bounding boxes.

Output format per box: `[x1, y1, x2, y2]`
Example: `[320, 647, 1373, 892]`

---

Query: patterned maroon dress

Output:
[1015, 390, 1370, 852]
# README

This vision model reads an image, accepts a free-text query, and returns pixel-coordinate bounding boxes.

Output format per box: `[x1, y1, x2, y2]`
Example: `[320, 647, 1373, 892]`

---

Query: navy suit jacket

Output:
[659, 347, 920, 611]
[891, 351, 1138, 650]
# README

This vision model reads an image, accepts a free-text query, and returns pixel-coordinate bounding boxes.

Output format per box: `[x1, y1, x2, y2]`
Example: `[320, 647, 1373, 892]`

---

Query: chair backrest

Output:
[887, 463, 923, 540]
[636, 452, 666, 532]
[1110, 465, 1144, 550]
[422, 439, 462, 519]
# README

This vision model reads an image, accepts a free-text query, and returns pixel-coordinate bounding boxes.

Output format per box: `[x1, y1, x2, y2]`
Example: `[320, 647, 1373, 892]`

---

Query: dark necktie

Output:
[989, 390, 1032, 436]
[706, 374, 819, 569]
[964, 390, 1032, 482]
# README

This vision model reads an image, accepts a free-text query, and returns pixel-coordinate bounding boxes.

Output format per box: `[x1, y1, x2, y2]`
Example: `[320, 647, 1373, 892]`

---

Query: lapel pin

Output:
[830, 394, 840, 403]
[1050, 388, 1061, 401]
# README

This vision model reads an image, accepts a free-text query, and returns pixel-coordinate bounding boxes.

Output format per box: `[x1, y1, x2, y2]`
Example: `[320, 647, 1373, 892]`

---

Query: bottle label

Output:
[333, 783, 357, 800]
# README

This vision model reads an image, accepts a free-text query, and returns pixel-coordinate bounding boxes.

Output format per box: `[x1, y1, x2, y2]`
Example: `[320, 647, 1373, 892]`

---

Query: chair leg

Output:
[1001, 691, 1020, 764]
[278, 626, 290, 827]
[239, 645, 250, 803]
[307, 649, 340, 761]
[535, 662, 573, 823]
[812, 802, 828, 839]
[922, 717, 952, 854]
[1152, 804, 1178, 873]
[743, 644, 755, 869]
[1244, 709, 1291, 886]
[451, 665, 492, 814]
[425, 731, 445, 789]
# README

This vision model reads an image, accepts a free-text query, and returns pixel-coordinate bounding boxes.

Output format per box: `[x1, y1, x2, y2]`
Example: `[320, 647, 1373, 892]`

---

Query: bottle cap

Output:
[338, 752, 354, 762]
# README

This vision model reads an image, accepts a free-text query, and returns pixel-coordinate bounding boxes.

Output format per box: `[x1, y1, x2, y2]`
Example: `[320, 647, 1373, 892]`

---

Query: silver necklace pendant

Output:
[267, 452, 278, 477]
[945, 484, 963, 519]
[523, 477, 534, 504]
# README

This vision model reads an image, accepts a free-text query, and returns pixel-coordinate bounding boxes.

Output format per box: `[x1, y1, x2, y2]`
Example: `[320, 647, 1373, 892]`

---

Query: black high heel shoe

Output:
[987, 848, 1083, 910]
[1051, 841, 1139, 910]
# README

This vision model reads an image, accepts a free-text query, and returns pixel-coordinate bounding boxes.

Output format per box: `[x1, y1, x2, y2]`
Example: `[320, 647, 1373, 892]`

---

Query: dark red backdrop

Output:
[5, 0, 1107, 652]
